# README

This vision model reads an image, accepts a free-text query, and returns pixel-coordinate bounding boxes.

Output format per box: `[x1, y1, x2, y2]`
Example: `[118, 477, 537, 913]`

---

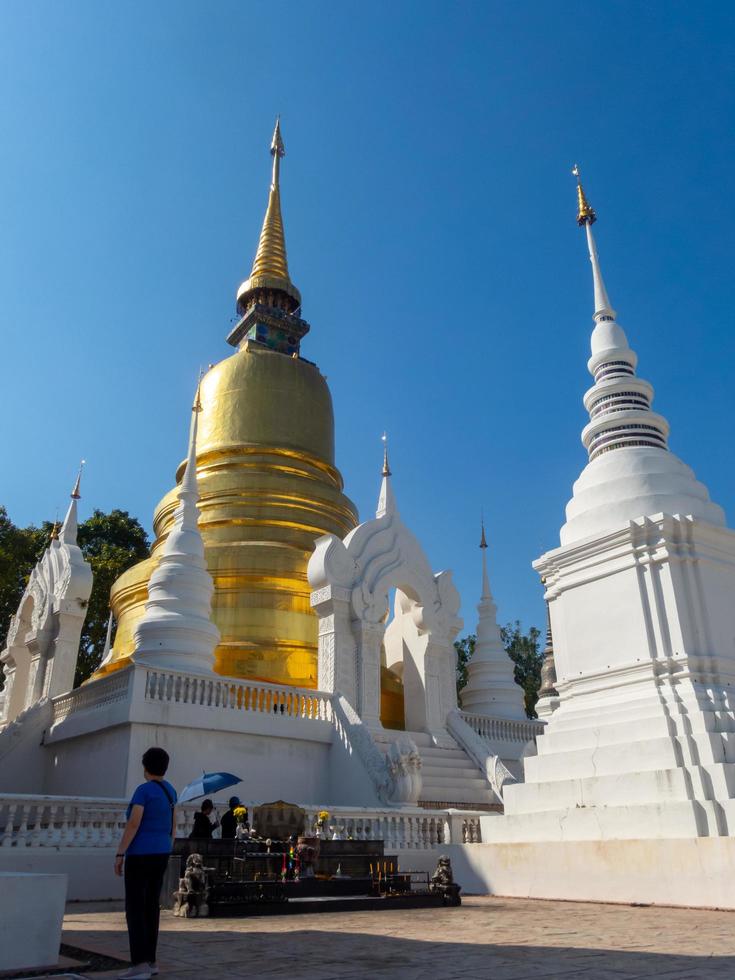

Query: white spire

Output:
[59, 460, 85, 545]
[584, 222, 616, 322]
[133, 384, 219, 675]
[376, 432, 398, 519]
[480, 518, 490, 598]
[560, 170, 725, 545]
[571, 169, 669, 462]
[459, 520, 526, 721]
[98, 612, 115, 670]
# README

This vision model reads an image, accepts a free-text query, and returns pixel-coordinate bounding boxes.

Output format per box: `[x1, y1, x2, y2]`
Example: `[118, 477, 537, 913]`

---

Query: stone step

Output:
[480, 798, 735, 843]
[525, 732, 734, 784]
[504, 762, 735, 814]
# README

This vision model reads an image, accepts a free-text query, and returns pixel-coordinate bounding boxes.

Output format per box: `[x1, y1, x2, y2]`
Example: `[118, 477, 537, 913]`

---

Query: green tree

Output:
[0, 507, 150, 688]
[455, 620, 542, 719]
[500, 620, 543, 719]
[454, 634, 475, 694]
[75, 510, 150, 685]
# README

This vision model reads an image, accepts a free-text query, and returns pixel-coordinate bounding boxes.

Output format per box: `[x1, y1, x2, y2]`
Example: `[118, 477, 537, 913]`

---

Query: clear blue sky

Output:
[1, 1, 733, 637]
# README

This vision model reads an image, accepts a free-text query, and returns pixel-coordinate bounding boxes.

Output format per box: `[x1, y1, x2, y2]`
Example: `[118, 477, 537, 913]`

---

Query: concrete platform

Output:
[43, 894, 735, 979]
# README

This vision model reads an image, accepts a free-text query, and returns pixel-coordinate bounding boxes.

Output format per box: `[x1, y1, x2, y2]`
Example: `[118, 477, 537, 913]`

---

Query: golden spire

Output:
[71, 459, 85, 500]
[381, 432, 391, 477]
[572, 164, 596, 225]
[237, 119, 301, 312]
[50, 520, 60, 541]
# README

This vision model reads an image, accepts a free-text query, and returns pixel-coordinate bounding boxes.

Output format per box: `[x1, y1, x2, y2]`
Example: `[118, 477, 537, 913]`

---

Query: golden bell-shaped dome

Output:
[96, 122, 357, 687]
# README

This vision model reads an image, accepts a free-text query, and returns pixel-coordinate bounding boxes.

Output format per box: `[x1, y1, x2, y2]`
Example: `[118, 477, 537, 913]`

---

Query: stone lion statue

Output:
[430, 854, 462, 906]
[173, 853, 211, 918]
[386, 734, 422, 804]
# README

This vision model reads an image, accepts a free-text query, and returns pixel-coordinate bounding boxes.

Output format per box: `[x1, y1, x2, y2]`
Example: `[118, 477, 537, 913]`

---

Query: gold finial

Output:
[249, 120, 293, 285]
[194, 369, 203, 413]
[480, 517, 488, 550]
[572, 164, 596, 226]
[71, 459, 86, 500]
[235, 120, 301, 315]
[50, 519, 60, 541]
[271, 116, 285, 160]
[381, 432, 391, 477]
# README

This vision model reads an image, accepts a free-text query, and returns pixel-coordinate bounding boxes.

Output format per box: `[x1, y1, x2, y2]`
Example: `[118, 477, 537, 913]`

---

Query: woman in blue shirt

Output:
[115, 747, 177, 980]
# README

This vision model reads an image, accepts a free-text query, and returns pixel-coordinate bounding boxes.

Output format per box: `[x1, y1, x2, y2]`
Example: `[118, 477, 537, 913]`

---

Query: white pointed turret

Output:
[133, 385, 219, 675]
[459, 521, 526, 721]
[376, 433, 398, 519]
[98, 612, 115, 670]
[561, 169, 725, 545]
[59, 461, 85, 545]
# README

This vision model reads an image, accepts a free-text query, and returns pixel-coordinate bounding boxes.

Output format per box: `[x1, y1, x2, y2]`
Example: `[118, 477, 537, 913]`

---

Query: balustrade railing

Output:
[0, 795, 482, 850]
[142, 669, 333, 721]
[459, 711, 544, 744]
[52, 669, 132, 724]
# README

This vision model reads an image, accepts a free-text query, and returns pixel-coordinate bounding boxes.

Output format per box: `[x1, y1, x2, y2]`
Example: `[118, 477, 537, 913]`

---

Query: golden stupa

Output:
[97, 121, 359, 688]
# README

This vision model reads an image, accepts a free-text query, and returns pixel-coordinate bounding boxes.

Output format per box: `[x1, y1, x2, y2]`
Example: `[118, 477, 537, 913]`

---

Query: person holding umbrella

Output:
[189, 799, 219, 840]
[177, 771, 243, 839]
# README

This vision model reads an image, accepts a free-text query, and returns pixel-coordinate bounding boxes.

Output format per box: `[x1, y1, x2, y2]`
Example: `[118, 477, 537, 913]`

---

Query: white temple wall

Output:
[46, 723, 334, 802]
[445, 837, 735, 909]
[44, 726, 136, 798]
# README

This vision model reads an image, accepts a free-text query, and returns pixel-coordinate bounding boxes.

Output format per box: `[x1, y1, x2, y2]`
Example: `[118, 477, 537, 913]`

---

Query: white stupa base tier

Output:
[447, 836, 735, 909]
[561, 447, 725, 546]
[473, 511, 735, 907]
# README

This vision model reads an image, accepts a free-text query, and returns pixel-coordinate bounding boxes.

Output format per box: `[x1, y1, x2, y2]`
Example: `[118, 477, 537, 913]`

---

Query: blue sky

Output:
[1, 1, 733, 637]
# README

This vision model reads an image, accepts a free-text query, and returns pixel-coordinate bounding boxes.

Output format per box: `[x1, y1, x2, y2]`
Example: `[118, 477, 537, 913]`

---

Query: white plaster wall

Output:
[0, 872, 68, 970]
[446, 838, 735, 909]
[0, 849, 122, 902]
[0, 701, 53, 794]
[44, 725, 135, 797]
[47, 723, 333, 802]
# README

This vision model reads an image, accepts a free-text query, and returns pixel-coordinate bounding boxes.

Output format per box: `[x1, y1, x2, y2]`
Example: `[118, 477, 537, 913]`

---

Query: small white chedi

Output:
[132, 386, 220, 675]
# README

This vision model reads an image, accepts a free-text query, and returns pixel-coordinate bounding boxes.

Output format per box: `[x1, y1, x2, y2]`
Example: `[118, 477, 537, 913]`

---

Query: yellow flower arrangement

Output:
[233, 805, 248, 823]
[316, 809, 329, 828]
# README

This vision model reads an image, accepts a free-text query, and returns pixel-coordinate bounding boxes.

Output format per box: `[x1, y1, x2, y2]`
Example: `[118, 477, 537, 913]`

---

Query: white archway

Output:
[308, 470, 462, 739]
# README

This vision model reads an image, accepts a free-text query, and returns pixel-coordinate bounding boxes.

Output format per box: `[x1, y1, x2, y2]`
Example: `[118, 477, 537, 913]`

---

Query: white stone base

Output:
[0, 872, 68, 971]
[446, 837, 735, 909]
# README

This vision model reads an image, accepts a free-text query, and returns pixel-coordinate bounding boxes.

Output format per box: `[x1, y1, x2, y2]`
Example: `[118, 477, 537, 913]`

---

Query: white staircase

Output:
[376, 730, 499, 810]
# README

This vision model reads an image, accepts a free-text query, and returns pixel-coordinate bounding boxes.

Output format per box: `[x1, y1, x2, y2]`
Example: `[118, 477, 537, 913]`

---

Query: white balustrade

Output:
[142, 668, 334, 723]
[459, 710, 544, 744]
[0, 794, 480, 850]
[52, 669, 133, 724]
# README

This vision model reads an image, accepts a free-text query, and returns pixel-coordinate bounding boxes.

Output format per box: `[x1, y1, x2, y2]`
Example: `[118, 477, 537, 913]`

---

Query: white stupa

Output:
[132, 385, 220, 674]
[463, 171, 735, 909]
[460, 522, 526, 721]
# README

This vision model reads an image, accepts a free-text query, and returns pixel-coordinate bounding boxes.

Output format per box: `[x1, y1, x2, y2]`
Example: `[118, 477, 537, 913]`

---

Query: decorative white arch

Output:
[308, 469, 462, 738]
[1, 494, 92, 725]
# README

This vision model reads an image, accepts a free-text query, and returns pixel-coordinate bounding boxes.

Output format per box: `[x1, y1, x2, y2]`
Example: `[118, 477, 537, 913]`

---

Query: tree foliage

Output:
[0, 507, 150, 688]
[454, 634, 475, 694]
[500, 620, 543, 719]
[455, 620, 543, 719]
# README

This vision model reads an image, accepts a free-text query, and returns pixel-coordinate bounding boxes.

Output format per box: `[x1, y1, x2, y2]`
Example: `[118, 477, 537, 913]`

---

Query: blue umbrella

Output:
[178, 771, 243, 803]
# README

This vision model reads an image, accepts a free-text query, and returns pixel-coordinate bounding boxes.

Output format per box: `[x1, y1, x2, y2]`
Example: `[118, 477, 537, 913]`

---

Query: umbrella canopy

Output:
[178, 771, 243, 804]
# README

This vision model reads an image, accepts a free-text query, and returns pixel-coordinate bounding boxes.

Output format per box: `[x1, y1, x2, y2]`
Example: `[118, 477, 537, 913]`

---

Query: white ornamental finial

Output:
[376, 432, 397, 519]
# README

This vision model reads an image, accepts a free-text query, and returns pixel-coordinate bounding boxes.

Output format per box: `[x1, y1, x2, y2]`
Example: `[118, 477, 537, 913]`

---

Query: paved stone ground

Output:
[52, 896, 734, 979]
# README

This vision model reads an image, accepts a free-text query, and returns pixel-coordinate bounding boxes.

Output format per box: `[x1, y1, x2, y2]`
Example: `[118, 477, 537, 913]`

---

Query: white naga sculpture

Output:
[308, 446, 462, 740]
[0, 470, 93, 725]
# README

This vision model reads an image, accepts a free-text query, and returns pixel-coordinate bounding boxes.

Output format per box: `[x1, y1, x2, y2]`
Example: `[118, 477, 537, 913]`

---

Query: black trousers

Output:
[124, 853, 170, 965]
